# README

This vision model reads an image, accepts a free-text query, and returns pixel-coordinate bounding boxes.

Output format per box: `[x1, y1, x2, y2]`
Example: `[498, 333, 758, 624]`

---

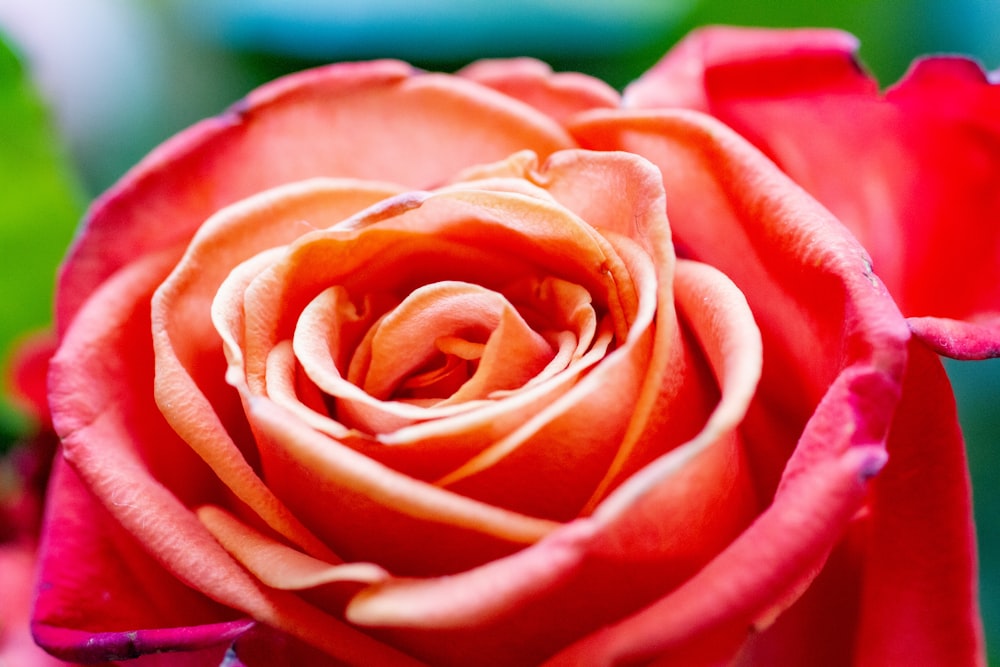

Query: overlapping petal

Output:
[563, 108, 914, 664]
[56, 60, 579, 333]
[624, 26, 1000, 359]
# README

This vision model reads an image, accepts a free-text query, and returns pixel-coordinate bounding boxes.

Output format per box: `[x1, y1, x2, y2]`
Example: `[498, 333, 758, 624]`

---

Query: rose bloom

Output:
[27, 27, 998, 666]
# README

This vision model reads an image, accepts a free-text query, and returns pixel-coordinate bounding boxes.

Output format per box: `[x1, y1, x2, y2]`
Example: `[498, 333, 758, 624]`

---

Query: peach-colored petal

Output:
[589, 258, 762, 528]
[571, 109, 910, 493]
[236, 185, 632, 435]
[154, 180, 405, 560]
[244, 395, 560, 574]
[433, 231, 658, 519]
[45, 249, 422, 665]
[198, 505, 389, 590]
[349, 282, 554, 403]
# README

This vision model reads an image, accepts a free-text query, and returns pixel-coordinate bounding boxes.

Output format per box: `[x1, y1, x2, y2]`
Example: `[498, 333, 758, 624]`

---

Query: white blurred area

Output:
[0, 0, 167, 190]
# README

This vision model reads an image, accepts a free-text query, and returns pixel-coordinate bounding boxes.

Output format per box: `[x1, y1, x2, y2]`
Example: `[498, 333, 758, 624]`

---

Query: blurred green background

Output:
[1, 0, 997, 661]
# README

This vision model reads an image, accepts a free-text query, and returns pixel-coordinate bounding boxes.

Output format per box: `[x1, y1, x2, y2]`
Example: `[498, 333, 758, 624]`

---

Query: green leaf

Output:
[0, 33, 83, 448]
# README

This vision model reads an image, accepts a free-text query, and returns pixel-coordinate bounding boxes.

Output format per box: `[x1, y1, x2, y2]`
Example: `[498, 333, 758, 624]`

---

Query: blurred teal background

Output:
[0, 0, 997, 661]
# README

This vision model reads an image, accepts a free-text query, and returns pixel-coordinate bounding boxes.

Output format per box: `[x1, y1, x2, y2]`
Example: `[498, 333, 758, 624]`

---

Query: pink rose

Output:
[32, 29, 993, 666]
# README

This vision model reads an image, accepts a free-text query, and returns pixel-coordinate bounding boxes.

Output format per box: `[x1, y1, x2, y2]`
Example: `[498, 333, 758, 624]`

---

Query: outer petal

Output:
[730, 339, 983, 666]
[32, 456, 251, 663]
[6, 331, 57, 426]
[624, 26, 1000, 359]
[457, 58, 620, 123]
[566, 109, 912, 664]
[56, 60, 577, 333]
[853, 340, 983, 665]
[571, 108, 910, 490]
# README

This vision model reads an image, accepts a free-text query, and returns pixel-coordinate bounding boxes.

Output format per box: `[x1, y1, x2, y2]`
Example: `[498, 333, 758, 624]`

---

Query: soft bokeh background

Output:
[1, 0, 997, 661]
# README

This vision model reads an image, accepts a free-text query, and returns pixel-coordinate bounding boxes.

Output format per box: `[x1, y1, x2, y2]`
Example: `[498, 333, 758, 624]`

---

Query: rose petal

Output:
[731, 341, 985, 666]
[57, 60, 577, 331]
[852, 340, 984, 665]
[907, 313, 1000, 360]
[458, 58, 620, 123]
[624, 26, 1000, 360]
[155, 179, 406, 559]
[5, 331, 57, 426]
[542, 362, 896, 665]
[1, 542, 71, 667]
[197, 505, 389, 590]
[348, 281, 554, 403]
[345, 518, 599, 627]
[32, 458, 250, 662]
[571, 108, 910, 493]
[224, 624, 372, 667]
[244, 395, 560, 575]
[587, 259, 762, 550]
[433, 230, 656, 519]
[44, 251, 419, 665]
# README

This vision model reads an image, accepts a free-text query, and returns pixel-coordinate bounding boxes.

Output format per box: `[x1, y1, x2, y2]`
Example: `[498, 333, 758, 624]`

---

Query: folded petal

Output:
[624, 26, 1000, 359]
[563, 107, 914, 664]
[32, 457, 250, 662]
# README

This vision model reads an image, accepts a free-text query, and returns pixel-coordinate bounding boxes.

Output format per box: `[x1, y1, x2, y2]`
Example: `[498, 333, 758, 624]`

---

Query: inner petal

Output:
[353, 281, 555, 403]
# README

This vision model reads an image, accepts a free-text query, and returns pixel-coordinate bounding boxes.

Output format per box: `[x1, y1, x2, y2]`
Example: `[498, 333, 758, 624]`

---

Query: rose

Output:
[32, 30, 992, 666]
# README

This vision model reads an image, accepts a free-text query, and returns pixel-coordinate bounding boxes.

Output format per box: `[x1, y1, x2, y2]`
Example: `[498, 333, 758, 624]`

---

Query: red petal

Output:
[732, 340, 985, 666]
[624, 27, 1000, 359]
[853, 340, 984, 665]
[32, 457, 250, 662]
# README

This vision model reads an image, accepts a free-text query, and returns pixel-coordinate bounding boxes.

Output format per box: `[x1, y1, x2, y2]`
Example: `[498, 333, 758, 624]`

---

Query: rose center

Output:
[346, 281, 556, 407]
